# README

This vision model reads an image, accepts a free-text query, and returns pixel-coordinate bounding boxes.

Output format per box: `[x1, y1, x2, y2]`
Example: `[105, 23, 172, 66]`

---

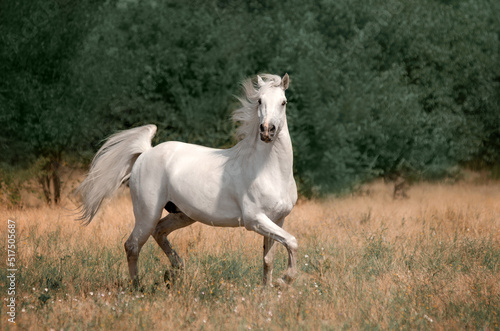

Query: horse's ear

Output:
[257, 75, 265, 87]
[281, 73, 289, 90]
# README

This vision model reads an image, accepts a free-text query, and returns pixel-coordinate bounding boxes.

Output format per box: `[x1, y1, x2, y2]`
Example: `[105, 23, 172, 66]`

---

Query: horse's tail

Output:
[76, 124, 157, 225]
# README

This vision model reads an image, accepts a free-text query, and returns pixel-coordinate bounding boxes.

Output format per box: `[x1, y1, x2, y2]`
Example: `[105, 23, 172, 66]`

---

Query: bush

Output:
[1, 0, 499, 197]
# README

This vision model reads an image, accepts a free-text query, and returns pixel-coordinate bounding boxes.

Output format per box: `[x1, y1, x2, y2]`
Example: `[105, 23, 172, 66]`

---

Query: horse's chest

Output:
[264, 197, 295, 221]
[247, 176, 297, 221]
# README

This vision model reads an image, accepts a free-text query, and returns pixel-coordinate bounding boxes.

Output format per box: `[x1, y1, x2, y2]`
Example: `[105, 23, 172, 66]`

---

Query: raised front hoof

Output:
[273, 274, 295, 288]
[272, 278, 287, 289]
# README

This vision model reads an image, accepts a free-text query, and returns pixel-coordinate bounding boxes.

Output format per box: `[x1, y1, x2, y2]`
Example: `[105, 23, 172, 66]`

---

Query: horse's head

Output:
[256, 73, 289, 143]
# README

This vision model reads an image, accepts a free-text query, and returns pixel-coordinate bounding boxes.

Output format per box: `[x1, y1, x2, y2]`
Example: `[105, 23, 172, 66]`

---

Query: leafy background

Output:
[1, 0, 499, 199]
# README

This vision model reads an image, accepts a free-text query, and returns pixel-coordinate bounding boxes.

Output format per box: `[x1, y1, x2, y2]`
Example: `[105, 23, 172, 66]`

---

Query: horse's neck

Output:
[261, 122, 293, 173]
[233, 120, 294, 178]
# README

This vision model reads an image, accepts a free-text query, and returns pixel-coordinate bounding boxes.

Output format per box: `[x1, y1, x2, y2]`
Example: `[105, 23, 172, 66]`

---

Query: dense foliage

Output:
[1, 0, 499, 197]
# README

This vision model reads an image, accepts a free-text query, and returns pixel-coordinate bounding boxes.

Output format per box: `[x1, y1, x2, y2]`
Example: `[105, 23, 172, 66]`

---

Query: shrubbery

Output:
[1, 0, 499, 198]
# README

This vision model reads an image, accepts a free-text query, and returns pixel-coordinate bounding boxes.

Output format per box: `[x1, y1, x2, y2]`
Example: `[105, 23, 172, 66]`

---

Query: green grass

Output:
[1, 181, 500, 330]
[1, 225, 498, 330]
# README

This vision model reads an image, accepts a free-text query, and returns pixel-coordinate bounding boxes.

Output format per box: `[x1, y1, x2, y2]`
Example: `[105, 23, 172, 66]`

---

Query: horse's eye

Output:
[282, 100, 287, 106]
[258, 99, 262, 105]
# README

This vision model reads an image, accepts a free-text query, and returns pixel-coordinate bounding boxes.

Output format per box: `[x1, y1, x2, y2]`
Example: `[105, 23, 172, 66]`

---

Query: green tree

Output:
[1, 0, 498, 201]
[0, 1, 103, 204]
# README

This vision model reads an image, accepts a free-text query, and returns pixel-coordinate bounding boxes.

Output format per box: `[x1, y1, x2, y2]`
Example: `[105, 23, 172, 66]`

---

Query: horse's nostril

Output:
[270, 125, 276, 133]
[260, 124, 265, 132]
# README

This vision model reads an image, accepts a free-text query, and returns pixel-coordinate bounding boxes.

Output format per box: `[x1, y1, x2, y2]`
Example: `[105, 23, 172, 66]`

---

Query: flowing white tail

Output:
[77, 124, 157, 224]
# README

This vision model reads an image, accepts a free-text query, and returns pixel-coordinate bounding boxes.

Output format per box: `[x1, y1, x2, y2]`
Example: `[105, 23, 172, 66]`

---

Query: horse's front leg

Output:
[246, 214, 298, 286]
[263, 218, 285, 286]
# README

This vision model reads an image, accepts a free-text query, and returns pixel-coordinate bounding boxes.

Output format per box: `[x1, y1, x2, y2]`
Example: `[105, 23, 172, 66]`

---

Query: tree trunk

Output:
[393, 176, 409, 199]
[39, 175, 52, 205]
[37, 155, 62, 205]
[51, 160, 61, 205]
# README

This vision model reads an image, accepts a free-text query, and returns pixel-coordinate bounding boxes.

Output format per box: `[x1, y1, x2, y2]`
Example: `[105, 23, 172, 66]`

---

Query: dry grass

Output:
[1, 179, 499, 330]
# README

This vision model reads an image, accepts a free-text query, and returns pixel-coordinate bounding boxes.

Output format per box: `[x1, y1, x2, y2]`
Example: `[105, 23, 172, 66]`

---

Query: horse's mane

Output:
[232, 74, 283, 141]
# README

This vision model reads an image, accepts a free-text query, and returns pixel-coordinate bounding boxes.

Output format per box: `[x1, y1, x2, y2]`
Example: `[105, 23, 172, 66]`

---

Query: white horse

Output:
[77, 74, 298, 286]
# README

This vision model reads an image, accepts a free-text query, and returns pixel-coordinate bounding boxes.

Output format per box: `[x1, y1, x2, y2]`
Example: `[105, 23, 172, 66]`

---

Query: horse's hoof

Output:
[129, 278, 144, 292]
[131, 278, 139, 288]
[164, 269, 177, 289]
[273, 278, 288, 289]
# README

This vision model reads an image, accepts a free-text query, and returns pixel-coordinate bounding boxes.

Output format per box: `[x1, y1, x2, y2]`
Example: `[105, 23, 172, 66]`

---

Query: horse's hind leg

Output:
[124, 207, 162, 286]
[152, 212, 195, 269]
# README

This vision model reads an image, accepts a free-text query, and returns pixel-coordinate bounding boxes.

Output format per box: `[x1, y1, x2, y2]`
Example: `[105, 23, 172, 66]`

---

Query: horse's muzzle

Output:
[259, 123, 276, 143]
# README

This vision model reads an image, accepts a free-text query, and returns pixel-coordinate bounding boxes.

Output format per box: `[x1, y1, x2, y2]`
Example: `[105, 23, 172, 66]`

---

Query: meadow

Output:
[1, 177, 499, 330]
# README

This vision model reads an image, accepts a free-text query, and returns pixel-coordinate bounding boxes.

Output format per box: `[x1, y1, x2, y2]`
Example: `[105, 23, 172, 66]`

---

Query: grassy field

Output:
[1, 178, 499, 330]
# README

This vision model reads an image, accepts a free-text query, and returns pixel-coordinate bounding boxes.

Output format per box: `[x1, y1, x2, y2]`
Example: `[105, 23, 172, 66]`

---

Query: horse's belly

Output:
[165, 164, 243, 226]
[175, 192, 243, 228]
